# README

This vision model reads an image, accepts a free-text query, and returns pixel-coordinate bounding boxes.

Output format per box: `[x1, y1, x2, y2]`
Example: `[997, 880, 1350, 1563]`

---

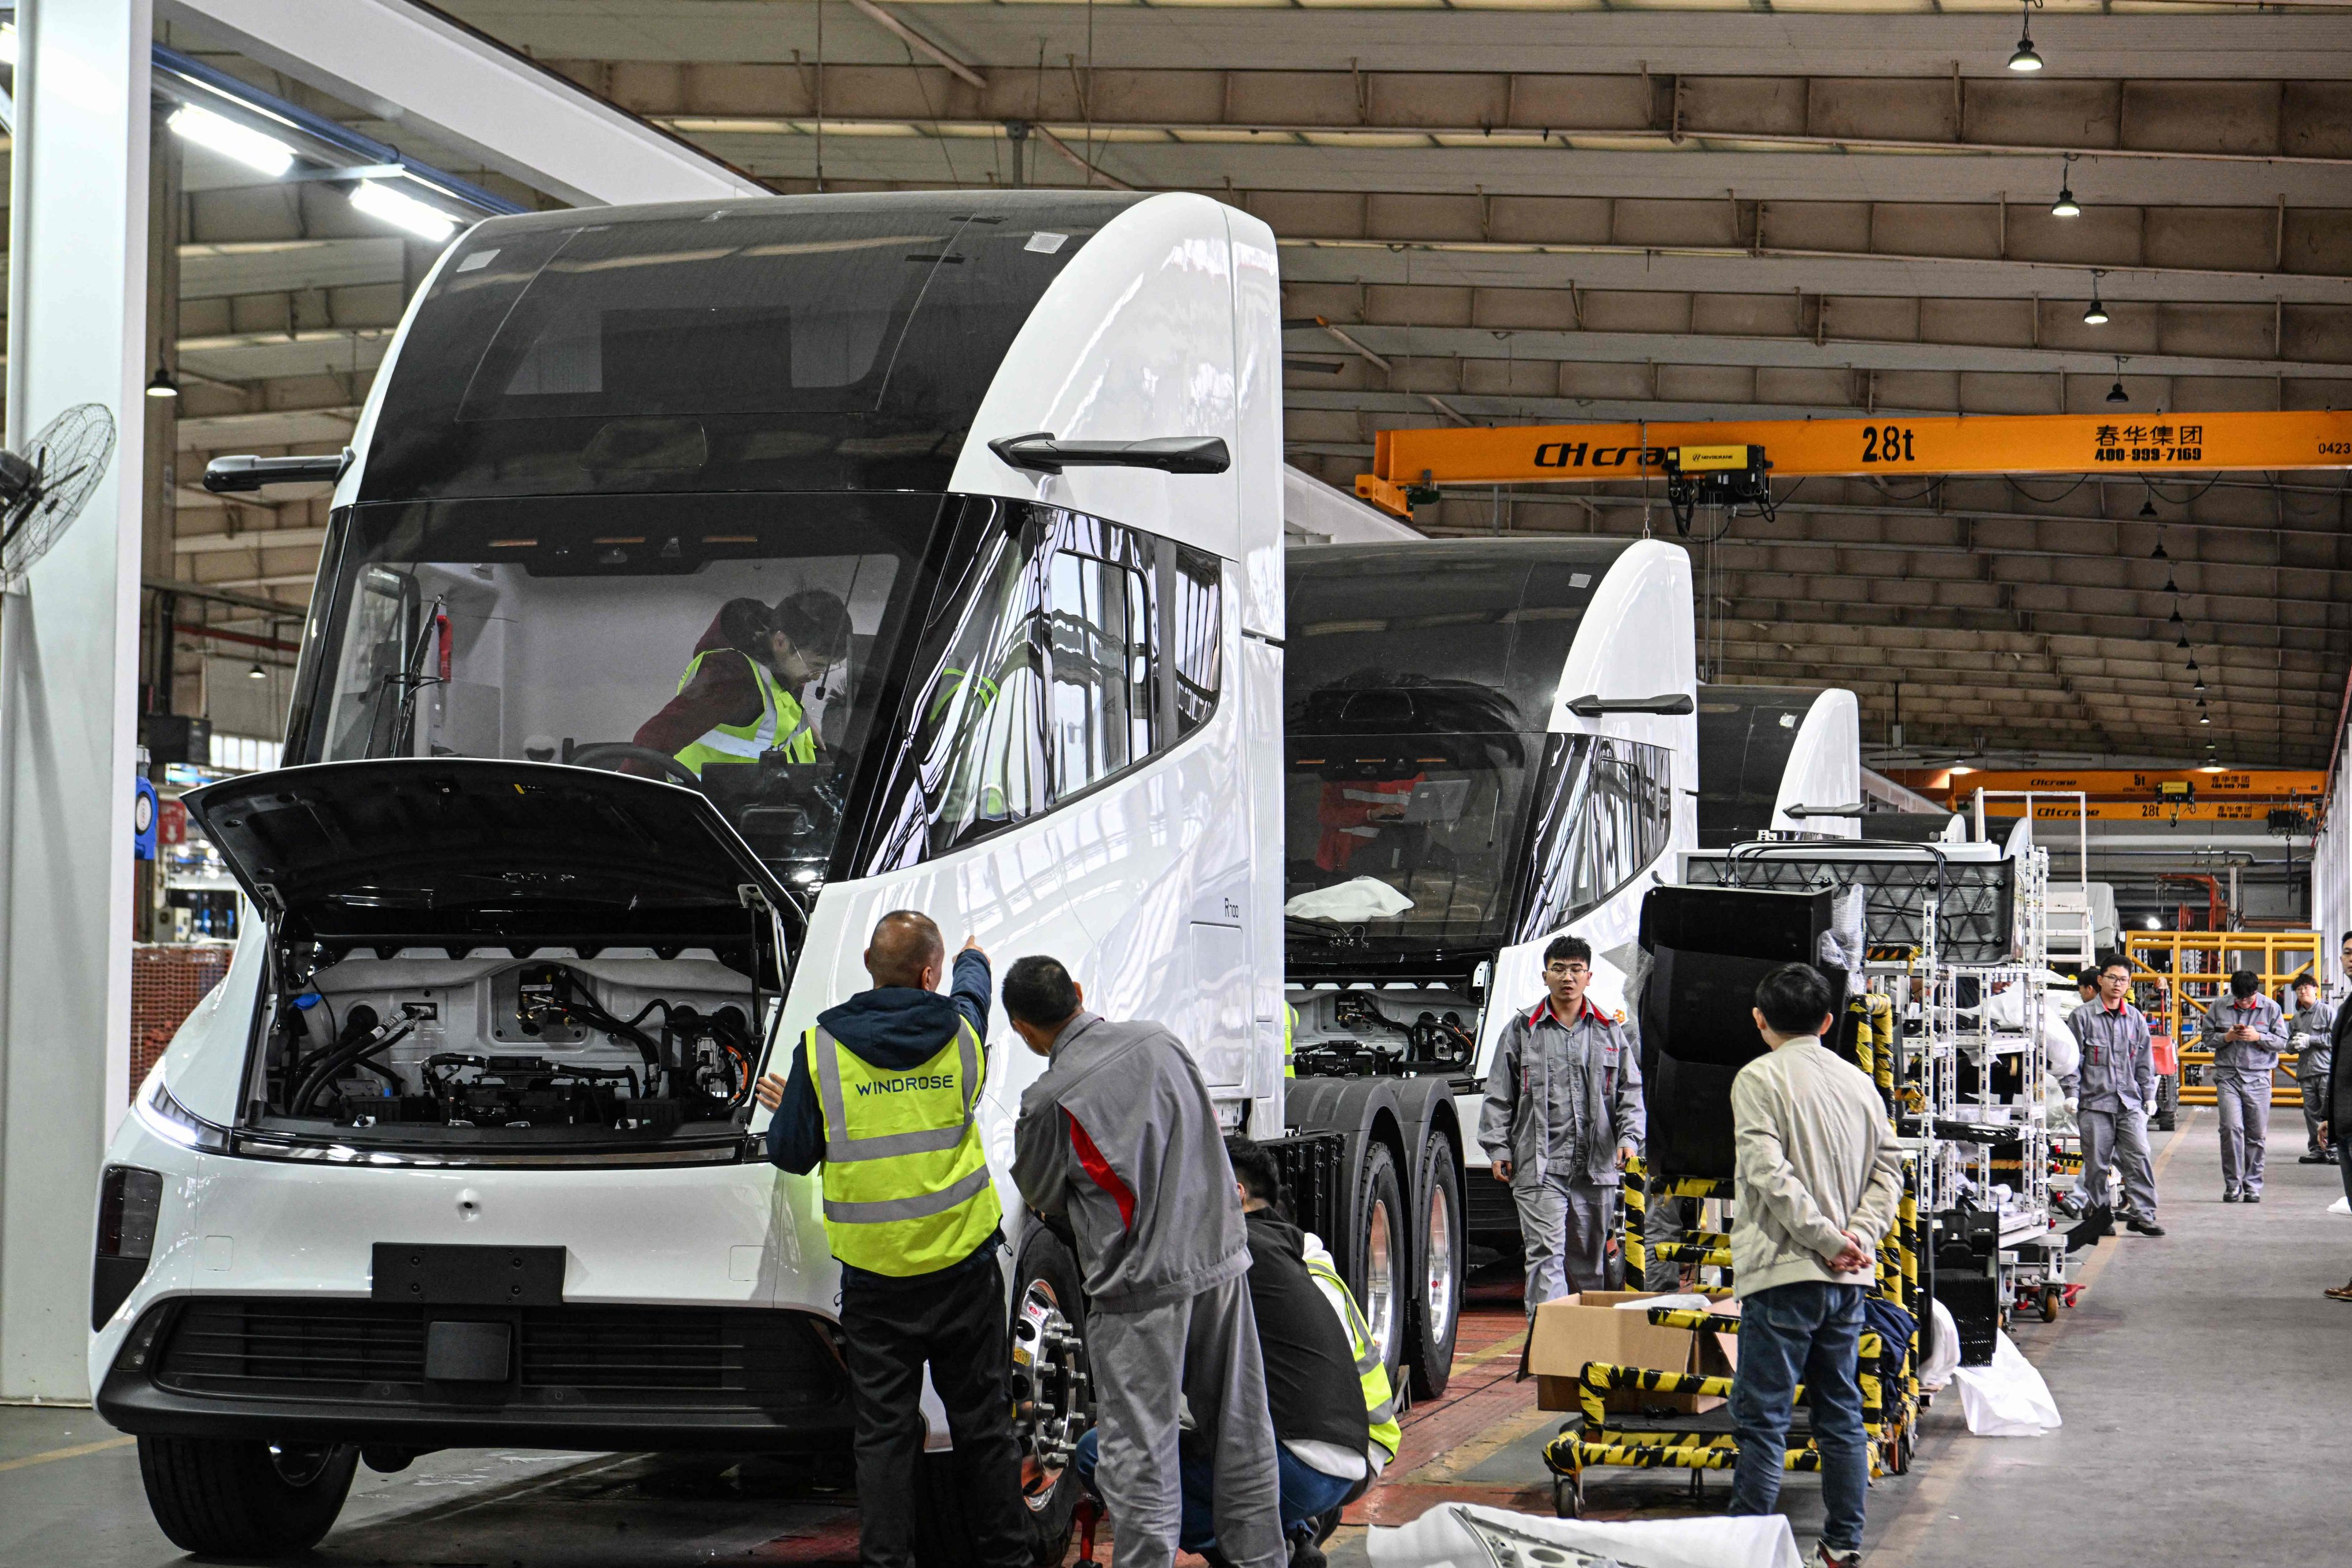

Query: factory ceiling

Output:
[109, 2, 2352, 766]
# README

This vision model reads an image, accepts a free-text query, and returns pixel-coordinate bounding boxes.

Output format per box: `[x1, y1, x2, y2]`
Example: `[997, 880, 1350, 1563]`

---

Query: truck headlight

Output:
[138, 1076, 231, 1153]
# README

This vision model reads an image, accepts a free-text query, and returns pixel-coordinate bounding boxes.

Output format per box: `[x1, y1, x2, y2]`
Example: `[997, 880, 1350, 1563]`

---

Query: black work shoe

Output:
[2245, 1193, 2262, 1203]
[1289, 1534, 1328, 1568]
[2302, 1152, 2334, 1164]
[1815, 1544, 1863, 1568]
[2223, 1191, 2242, 1203]
[2127, 1218, 2166, 1236]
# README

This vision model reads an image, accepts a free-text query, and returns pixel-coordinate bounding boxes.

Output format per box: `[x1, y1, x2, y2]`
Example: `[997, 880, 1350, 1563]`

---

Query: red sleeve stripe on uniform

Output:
[1066, 1111, 1136, 1230]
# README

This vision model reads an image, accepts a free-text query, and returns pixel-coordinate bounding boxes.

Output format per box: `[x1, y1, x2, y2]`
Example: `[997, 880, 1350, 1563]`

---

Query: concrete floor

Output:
[6, 1108, 2346, 1566]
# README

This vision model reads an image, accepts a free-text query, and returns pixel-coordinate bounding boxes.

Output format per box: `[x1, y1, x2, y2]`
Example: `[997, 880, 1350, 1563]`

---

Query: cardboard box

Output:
[1526, 1291, 1739, 1415]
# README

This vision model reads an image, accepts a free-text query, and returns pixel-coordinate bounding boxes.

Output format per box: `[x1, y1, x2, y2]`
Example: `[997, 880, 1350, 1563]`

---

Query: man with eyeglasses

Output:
[1478, 935, 1647, 1313]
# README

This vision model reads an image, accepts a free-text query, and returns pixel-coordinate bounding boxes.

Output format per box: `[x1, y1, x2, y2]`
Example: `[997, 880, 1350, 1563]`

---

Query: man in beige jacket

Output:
[1726, 963, 1905, 1568]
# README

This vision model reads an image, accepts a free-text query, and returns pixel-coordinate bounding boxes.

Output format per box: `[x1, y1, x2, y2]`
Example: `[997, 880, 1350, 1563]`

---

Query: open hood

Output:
[185, 760, 795, 949]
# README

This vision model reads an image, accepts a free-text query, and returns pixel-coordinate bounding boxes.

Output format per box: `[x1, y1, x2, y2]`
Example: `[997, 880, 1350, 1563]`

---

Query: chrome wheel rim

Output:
[1365, 1198, 1398, 1365]
[1424, 1178, 1455, 1347]
[1011, 1278, 1090, 1513]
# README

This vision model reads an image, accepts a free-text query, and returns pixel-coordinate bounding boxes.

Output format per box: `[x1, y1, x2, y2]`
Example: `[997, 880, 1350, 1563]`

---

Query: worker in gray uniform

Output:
[1006, 956, 1283, 1568]
[2063, 959, 2166, 1237]
[1479, 934, 1646, 1312]
[2203, 969, 2290, 1202]
[2285, 972, 2337, 1164]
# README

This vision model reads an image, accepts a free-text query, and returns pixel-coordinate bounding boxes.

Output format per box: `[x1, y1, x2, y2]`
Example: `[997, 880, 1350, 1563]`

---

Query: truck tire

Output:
[1406, 1127, 1463, 1399]
[137, 1435, 357, 1558]
[1009, 1227, 1093, 1567]
[1351, 1141, 1408, 1391]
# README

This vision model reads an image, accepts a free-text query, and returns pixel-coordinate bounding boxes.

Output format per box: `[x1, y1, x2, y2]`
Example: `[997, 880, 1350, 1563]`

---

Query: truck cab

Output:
[1280, 536, 1697, 1380]
[92, 190, 1285, 1561]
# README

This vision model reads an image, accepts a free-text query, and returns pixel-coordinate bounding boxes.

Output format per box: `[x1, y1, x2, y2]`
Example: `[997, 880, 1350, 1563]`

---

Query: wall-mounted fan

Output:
[0, 403, 120, 583]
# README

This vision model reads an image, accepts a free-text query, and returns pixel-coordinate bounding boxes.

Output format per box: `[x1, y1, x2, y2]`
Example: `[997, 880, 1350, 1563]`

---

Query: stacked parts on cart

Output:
[1540, 883, 1924, 1515]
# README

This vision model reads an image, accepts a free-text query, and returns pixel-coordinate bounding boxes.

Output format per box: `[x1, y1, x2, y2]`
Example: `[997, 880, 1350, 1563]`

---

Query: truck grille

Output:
[155, 1298, 844, 1410]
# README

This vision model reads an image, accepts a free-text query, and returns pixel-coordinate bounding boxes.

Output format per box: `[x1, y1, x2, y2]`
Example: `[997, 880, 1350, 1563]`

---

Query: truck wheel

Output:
[1010, 1227, 1093, 1567]
[1406, 1129, 1463, 1400]
[1352, 1142, 1408, 1390]
[137, 1435, 357, 1557]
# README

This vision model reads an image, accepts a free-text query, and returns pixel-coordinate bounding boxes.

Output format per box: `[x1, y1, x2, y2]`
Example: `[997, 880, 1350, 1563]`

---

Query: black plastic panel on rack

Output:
[1684, 844, 2016, 967]
[1637, 884, 1844, 1180]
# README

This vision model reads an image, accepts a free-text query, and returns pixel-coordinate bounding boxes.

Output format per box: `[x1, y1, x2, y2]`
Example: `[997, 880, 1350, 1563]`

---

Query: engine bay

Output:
[1288, 983, 1481, 1079]
[249, 950, 771, 1151]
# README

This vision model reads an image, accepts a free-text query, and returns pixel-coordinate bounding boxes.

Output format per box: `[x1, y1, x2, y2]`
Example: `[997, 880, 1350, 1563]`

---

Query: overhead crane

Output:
[1352, 408, 2352, 518]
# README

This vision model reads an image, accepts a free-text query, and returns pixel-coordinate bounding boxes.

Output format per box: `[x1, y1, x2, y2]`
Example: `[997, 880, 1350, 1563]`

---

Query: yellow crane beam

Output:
[1354, 410, 2352, 517]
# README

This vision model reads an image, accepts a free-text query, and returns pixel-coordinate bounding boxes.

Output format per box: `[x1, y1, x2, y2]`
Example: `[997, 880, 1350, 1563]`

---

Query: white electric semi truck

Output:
[97, 190, 1292, 1561]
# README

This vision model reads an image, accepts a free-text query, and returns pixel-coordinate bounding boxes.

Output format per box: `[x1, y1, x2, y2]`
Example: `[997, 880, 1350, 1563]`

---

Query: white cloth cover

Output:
[1285, 876, 1414, 922]
[1370, 1503, 1801, 1568]
[1614, 1292, 1711, 1312]
[1917, 1298, 1961, 1392]
[1952, 1333, 2062, 1436]
[2329, 1195, 2349, 1216]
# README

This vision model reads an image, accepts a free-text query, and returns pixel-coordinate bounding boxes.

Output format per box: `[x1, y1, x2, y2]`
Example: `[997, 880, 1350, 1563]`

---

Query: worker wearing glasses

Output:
[1477, 935, 1647, 1314]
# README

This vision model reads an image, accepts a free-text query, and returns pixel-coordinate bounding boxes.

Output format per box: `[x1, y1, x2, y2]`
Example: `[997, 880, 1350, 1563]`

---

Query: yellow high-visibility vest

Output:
[805, 1019, 1001, 1277]
[1285, 1003, 1297, 1079]
[1304, 1252, 1401, 1466]
[672, 649, 814, 776]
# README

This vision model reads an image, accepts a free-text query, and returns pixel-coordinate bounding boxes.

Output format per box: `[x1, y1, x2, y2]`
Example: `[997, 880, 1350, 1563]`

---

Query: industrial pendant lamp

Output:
[2107, 356, 2129, 403]
[2008, 1, 2045, 72]
[145, 365, 179, 400]
[2164, 574, 2178, 594]
[2169, 605, 2184, 625]
[2175, 631, 2191, 650]
[2140, 496, 2159, 520]
[246, 662, 268, 681]
[2083, 273, 2110, 326]
[2051, 154, 2080, 218]
[2150, 529, 2168, 562]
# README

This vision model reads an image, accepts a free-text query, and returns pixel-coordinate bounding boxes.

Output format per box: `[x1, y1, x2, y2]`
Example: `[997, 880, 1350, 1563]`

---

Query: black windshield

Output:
[288, 492, 948, 893]
[362, 192, 1142, 501]
[1285, 540, 1623, 732]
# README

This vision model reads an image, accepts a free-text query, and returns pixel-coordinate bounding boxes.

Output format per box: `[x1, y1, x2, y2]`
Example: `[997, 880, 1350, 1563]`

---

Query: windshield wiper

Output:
[367, 596, 446, 757]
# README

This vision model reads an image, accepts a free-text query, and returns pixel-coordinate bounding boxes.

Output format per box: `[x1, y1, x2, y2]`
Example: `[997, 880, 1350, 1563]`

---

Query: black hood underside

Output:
[186, 759, 793, 951]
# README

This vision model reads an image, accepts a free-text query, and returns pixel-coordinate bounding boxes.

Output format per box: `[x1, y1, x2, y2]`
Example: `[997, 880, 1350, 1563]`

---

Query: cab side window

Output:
[1516, 736, 1673, 939]
[1167, 546, 1222, 738]
[1047, 515, 1156, 797]
[871, 516, 1052, 864]
[863, 503, 1225, 872]
[1569, 738, 1673, 913]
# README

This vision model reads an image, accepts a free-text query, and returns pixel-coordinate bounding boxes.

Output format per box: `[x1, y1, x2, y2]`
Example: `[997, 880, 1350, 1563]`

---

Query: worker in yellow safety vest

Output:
[1285, 1002, 1297, 1078]
[754, 912, 1029, 1568]
[633, 590, 849, 778]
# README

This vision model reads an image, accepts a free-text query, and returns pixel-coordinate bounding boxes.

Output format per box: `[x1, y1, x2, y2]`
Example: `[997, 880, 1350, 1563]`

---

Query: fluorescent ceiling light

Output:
[169, 103, 297, 179]
[350, 179, 458, 242]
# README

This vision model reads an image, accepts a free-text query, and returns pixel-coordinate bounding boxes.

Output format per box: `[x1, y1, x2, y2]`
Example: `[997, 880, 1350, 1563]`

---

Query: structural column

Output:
[0, 0, 154, 1400]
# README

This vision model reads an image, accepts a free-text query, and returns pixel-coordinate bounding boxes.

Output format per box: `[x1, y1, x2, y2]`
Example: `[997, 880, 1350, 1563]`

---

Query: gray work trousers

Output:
[1515, 1172, 1611, 1312]
[1087, 1275, 1284, 1568]
[2303, 1073, 2330, 1154]
[2214, 1066, 2273, 1196]
[2076, 1106, 2158, 1221]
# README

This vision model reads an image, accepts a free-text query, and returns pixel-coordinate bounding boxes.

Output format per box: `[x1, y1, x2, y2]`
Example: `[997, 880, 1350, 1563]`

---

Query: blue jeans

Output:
[1727, 1281, 1869, 1554]
[1073, 1428, 1357, 1551]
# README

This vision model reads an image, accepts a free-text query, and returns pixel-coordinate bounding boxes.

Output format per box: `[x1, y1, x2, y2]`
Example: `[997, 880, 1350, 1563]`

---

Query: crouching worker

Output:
[752, 913, 1028, 1568]
[1069, 1134, 1393, 1568]
[1006, 957, 1284, 1568]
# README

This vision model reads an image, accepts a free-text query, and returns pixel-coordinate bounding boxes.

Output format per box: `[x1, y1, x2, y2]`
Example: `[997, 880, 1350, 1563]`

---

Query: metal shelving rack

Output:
[1917, 847, 2070, 1323]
